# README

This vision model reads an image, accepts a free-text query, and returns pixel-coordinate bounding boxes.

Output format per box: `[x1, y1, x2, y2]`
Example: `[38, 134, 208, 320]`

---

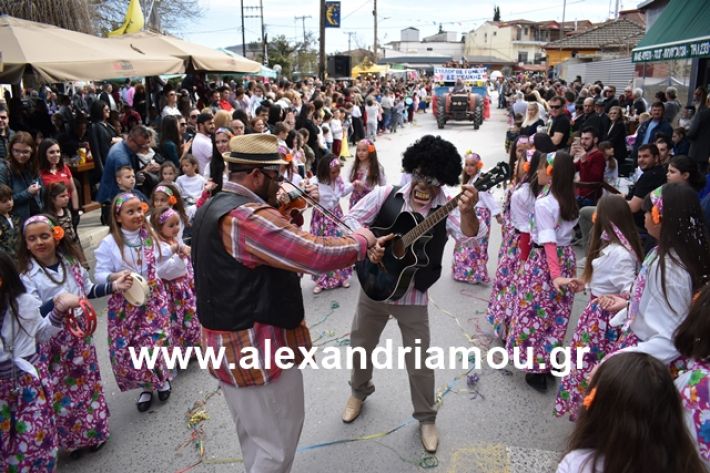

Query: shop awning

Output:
[632, 0, 710, 62]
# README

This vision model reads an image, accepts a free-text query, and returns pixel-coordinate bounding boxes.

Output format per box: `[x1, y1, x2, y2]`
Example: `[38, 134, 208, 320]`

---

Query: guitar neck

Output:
[400, 193, 461, 248]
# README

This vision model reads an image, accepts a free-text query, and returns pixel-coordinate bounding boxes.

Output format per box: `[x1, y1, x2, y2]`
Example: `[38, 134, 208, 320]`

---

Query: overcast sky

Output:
[181, 0, 626, 54]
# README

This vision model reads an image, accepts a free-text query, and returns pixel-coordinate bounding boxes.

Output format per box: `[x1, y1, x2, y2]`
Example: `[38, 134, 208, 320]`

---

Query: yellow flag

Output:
[107, 0, 145, 37]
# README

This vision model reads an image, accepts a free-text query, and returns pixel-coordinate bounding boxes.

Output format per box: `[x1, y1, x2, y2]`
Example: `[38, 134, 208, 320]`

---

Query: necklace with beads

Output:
[125, 236, 144, 268]
[38, 257, 68, 286]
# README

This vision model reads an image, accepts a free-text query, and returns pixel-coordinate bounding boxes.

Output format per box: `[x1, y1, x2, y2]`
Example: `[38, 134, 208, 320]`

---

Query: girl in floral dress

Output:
[486, 143, 538, 341]
[17, 215, 131, 457]
[310, 155, 354, 294]
[348, 139, 385, 209]
[94, 193, 185, 412]
[0, 251, 79, 472]
[150, 207, 199, 352]
[553, 195, 643, 419]
[452, 151, 502, 284]
[600, 183, 710, 365]
[506, 152, 579, 393]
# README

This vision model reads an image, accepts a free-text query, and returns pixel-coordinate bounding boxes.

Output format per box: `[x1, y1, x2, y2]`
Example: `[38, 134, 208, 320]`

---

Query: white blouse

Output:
[94, 228, 186, 284]
[588, 243, 638, 296]
[556, 449, 604, 473]
[510, 183, 535, 232]
[21, 258, 94, 302]
[475, 190, 501, 216]
[531, 193, 578, 246]
[0, 293, 61, 376]
[309, 177, 353, 211]
[615, 250, 692, 364]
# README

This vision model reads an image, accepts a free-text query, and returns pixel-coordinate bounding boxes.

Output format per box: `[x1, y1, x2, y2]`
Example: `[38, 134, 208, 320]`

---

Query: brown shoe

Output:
[420, 423, 439, 453]
[341, 395, 364, 423]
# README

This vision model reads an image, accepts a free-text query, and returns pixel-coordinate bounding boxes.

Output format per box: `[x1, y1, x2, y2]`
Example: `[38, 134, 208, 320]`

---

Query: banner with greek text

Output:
[433, 67, 487, 83]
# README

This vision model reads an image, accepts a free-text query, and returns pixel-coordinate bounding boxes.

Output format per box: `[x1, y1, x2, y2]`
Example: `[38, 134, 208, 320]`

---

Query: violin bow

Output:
[281, 179, 355, 234]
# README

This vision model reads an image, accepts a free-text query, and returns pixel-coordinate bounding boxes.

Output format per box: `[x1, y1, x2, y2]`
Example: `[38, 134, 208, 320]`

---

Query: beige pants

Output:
[349, 290, 437, 423]
[220, 368, 304, 473]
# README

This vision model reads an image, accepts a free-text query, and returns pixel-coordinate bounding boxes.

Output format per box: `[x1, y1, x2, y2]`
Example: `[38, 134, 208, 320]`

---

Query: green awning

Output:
[632, 0, 710, 63]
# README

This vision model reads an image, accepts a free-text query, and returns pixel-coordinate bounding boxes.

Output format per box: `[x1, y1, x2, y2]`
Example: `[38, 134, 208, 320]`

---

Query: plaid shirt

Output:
[201, 181, 368, 387]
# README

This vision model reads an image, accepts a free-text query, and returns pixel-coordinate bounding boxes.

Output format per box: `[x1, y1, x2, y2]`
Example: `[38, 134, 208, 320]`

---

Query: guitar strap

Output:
[370, 186, 402, 230]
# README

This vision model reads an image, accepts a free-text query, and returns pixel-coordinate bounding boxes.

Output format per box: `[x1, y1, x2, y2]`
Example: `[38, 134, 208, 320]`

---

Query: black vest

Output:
[371, 187, 448, 292]
[191, 191, 305, 331]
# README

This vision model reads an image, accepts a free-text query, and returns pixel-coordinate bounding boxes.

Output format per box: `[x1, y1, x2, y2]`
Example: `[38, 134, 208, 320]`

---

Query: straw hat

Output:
[223, 134, 289, 166]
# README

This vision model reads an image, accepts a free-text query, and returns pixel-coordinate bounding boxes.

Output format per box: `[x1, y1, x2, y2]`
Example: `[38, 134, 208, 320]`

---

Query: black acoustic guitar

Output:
[355, 161, 510, 302]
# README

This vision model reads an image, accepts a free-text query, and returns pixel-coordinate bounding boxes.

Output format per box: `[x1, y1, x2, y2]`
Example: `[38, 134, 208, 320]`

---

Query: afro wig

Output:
[401, 135, 462, 187]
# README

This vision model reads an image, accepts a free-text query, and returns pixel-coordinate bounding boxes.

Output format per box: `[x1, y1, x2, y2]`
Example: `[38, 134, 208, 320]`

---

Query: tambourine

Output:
[124, 272, 150, 307]
[65, 298, 97, 338]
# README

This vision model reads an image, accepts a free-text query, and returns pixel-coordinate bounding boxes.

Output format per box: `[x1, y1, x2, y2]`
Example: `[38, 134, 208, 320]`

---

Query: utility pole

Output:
[244, 2, 267, 64]
[319, 0, 326, 80]
[614, 0, 620, 19]
[345, 31, 356, 52]
[295, 15, 311, 46]
[240, 0, 246, 56]
[373, 0, 378, 59]
[561, 0, 567, 35]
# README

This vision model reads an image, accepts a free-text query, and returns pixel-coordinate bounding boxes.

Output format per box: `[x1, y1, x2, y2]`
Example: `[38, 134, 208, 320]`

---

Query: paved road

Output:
[64, 105, 587, 473]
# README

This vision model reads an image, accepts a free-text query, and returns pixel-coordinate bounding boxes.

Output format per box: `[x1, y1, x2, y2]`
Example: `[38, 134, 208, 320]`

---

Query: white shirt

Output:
[309, 176, 353, 211]
[588, 243, 637, 296]
[350, 105, 362, 119]
[531, 193, 578, 246]
[616, 250, 692, 365]
[191, 132, 213, 177]
[510, 183, 535, 232]
[94, 228, 185, 284]
[0, 293, 61, 374]
[365, 105, 379, 124]
[556, 449, 603, 473]
[21, 258, 95, 303]
[322, 122, 333, 145]
[330, 118, 344, 140]
[176, 174, 206, 201]
[161, 104, 182, 118]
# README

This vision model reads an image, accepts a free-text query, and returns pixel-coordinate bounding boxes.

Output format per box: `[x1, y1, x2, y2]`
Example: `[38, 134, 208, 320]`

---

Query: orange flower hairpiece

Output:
[692, 290, 701, 305]
[650, 186, 663, 225]
[522, 161, 531, 173]
[651, 205, 661, 225]
[168, 195, 177, 206]
[140, 202, 150, 214]
[367, 143, 376, 153]
[52, 225, 64, 241]
[476, 160, 484, 170]
[284, 153, 293, 163]
[582, 387, 597, 410]
[592, 211, 597, 224]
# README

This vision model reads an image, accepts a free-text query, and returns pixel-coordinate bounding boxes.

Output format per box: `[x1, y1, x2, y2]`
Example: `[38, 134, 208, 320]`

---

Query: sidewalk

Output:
[77, 208, 109, 270]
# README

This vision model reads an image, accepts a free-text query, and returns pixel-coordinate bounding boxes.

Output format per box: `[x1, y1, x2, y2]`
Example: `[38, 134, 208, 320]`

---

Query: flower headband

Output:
[583, 387, 597, 410]
[523, 149, 535, 173]
[158, 207, 178, 225]
[362, 140, 376, 153]
[546, 152, 556, 176]
[329, 158, 342, 169]
[465, 150, 484, 170]
[517, 136, 530, 145]
[155, 185, 177, 206]
[114, 192, 138, 214]
[23, 215, 64, 241]
[650, 186, 664, 225]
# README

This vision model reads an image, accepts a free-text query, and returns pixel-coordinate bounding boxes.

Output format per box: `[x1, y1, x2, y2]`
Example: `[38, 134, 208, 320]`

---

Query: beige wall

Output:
[465, 22, 546, 64]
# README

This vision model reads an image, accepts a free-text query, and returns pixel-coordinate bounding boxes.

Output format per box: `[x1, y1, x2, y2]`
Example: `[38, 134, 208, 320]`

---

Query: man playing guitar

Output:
[342, 135, 483, 453]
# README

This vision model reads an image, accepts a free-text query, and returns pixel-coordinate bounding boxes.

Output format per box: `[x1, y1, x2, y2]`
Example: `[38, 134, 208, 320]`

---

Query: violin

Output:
[278, 186, 309, 226]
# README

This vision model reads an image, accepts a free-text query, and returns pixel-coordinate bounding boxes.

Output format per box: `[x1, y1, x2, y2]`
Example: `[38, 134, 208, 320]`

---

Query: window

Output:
[518, 51, 529, 63]
[484, 33, 487, 42]
[524, 27, 528, 35]
[516, 29, 521, 41]
[493, 31, 497, 36]
[426, 47, 433, 51]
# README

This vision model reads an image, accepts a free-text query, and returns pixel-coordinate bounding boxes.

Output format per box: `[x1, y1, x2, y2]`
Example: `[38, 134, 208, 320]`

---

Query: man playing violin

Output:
[341, 135, 485, 453]
[192, 133, 385, 473]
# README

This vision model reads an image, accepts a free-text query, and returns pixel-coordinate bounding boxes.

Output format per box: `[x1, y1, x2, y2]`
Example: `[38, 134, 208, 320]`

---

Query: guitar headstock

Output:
[472, 162, 510, 192]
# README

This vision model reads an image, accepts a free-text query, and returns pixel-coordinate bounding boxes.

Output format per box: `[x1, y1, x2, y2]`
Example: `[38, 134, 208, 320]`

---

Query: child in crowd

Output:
[0, 184, 20, 257]
[452, 151, 502, 285]
[151, 183, 190, 243]
[554, 195, 643, 419]
[287, 130, 306, 178]
[556, 352, 706, 473]
[298, 128, 316, 175]
[365, 97, 379, 142]
[274, 122, 289, 150]
[18, 215, 131, 458]
[94, 193, 184, 412]
[116, 165, 149, 203]
[330, 108, 344, 157]
[680, 105, 695, 130]
[177, 154, 207, 210]
[598, 140, 618, 189]
[340, 107, 353, 158]
[349, 139, 385, 208]
[159, 161, 179, 185]
[309, 154, 353, 294]
[672, 127, 691, 156]
[43, 182, 89, 269]
[506, 151, 579, 393]
[0, 251, 79, 471]
[321, 125, 332, 153]
[150, 207, 199, 352]
[600, 183, 710, 365]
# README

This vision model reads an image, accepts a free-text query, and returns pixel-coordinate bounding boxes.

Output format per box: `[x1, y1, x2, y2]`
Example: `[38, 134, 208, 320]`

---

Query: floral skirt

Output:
[486, 225, 521, 341]
[310, 205, 352, 289]
[41, 330, 110, 451]
[452, 207, 491, 284]
[505, 246, 576, 373]
[165, 275, 200, 350]
[106, 286, 174, 392]
[554, 299, 620, 419]
[0, 360, 57, 473]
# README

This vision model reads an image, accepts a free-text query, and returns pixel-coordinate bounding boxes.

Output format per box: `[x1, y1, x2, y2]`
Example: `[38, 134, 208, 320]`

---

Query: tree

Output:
[0, 0, 96, 34]
[94, 0, 204, 34]
[493, 6, 501, 22]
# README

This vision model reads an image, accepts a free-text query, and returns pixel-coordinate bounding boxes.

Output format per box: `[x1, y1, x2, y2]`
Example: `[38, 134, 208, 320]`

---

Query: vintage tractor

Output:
[431, 80, 486, 130]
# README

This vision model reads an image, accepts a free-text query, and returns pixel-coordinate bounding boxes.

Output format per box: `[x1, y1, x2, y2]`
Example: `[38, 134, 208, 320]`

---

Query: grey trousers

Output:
[349, 290, 437, 423]
[220, 368, 304, 473]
